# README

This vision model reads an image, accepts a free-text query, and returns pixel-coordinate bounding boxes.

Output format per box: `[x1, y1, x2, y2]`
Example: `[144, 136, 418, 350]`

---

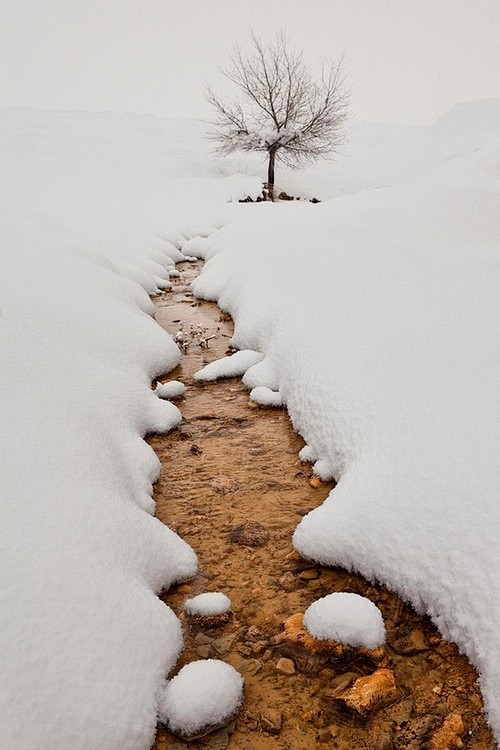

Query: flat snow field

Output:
[1, 100, 499, 746]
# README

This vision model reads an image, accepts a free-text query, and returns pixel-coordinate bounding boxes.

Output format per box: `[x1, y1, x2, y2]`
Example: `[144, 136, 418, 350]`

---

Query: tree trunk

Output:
[266, 148, 277, 201]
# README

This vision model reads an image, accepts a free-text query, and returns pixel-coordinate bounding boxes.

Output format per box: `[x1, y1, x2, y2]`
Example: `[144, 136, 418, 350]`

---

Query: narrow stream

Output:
[150, 260, 493, 750]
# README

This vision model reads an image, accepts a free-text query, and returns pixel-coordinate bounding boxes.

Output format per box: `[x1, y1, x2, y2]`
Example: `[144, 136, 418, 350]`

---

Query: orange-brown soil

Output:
[150, 261, 493, 750]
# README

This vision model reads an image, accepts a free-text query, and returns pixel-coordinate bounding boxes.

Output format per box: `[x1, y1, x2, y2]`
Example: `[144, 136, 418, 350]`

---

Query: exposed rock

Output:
[194, 632, 213, 645]
[201, 729, 229, 749]
[389, 628, 429, 655]
[187, 611, 233, 629]
[309, 475, 323, 488]
[275, 657, 296, 675]
[298, 568, 319, 580]
[283, 549, 320, 573]
[329, 668, 400, 717]
[329, 672, 362, 691]
[239, 711, 259, 731]
[190, 444, 203, 455]
[196, 644, 212, 658]
[212, 635, 235, 656]
[236, 643, 252, 657]
[385, 698, 414, 725]
[246, 659, 262, 675]
[260, 708, 282, 734]
[272, 613, 389, 669]
[251, 640, 268, 656]
[228, 520, 269, 547]
[395, 715, 440, 749]
[279, 571, 297, 591]
[426, 714, 465, 750]
[246, 624, 266, 640]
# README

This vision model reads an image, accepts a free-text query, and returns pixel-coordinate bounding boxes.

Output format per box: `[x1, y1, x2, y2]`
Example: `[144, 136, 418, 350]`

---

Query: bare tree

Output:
[206, 31, 350, 201]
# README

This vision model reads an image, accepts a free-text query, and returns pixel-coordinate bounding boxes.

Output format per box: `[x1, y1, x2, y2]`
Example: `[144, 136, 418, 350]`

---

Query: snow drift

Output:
[192, 99, 500, 739]
[0, 108, 249, 750]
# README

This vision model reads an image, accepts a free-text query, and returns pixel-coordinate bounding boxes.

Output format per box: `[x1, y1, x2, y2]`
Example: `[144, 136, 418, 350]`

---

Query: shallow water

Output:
[151, 261, 493, 750]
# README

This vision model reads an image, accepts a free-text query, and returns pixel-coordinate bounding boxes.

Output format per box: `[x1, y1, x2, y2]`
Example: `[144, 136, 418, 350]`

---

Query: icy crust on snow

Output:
[304, 593, 386, 649]
[159, 660, 244, 737]
[192, 100, 500, 740]
[194, 350, 264, 381]
[0, 108, 235, 750]
[184, 592, 232, 616]
[156, 380, 187, 400]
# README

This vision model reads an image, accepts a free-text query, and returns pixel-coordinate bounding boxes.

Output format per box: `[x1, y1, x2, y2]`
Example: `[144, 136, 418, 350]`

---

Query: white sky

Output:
[1, 0, 499, 125]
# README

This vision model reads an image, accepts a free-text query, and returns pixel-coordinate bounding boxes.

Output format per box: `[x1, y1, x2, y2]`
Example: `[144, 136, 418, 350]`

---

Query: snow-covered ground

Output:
[1, 100, 499, 746]
[0, 109, 236, 750]
[192, 99, 500, 738]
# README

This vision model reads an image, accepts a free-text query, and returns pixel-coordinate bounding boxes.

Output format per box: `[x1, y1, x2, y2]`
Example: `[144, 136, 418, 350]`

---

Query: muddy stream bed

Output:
[150, 261, 493, 750]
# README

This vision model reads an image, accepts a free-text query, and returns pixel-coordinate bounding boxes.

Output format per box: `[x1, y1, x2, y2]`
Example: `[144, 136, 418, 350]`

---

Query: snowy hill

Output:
[1, 100, 499, 747]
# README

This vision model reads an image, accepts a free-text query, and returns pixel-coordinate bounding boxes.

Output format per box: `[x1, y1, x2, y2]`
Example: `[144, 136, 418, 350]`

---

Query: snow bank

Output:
[194, 350, 264, 381]
[0, 108, 234, 750]
[159, 660, 244, 737]
[184, 592, 232, 616]
[192, 99, 500, 739]
[304, 593, 385, 649]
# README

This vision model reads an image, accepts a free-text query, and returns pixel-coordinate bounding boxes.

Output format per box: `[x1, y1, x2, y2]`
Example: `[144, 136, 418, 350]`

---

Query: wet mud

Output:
[151, 261, 494, 750]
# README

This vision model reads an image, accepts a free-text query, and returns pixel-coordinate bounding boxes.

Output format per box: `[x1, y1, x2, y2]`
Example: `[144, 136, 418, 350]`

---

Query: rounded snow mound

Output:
[250, 386, 283, 407]
[155, 380, 186, 400]
[303, 593, 385, 649]
[184, 592, 231, 617]
[194, 350, 263, 382]
[159, 660, 244, 738]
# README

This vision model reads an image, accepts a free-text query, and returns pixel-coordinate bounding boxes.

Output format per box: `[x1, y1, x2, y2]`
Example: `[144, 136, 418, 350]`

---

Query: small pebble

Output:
[275, 657, 296, 675]
[260, 708, 282, 734]
[298, 568, 319, 580]
[279, 572, 297, 591]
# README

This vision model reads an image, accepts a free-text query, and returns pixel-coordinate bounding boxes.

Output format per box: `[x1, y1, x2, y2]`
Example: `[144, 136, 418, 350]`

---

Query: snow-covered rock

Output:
[159, 660, 244, 738]
[249, 386, 283, 407]
[184, 592, 232, 616]
[242, 356, 280, 391]
[194, 350, 264, 382]
[303, 593, 386, 649]
[155, 380, 187, 400]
